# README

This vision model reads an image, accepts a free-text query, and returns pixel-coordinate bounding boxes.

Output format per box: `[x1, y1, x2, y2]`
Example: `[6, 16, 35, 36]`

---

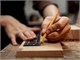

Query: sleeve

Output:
[33, 1, 58, 16]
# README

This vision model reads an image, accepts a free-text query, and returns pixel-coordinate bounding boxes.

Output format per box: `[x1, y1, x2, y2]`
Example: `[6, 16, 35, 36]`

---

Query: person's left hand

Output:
[1, 15, 40, 45]
[41, 16, 71, 42]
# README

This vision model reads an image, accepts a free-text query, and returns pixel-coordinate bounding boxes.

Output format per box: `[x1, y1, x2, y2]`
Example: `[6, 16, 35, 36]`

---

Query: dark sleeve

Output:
[33, 1, 58, 16]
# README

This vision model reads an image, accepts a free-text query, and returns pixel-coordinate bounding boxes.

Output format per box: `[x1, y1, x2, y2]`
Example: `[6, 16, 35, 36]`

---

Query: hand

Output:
[1, 15, 40, 45]
[42, 16, 71, 42]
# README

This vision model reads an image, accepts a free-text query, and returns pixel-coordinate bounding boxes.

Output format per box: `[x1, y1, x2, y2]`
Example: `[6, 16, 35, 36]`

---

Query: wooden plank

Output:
[16, 41, 63, 57]
[1, 41, 80, 60]
[64, 25, 80, 41]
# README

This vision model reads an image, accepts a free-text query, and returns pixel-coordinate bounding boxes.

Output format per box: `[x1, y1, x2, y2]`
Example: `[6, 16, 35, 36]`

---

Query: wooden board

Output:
[1, 41, 80, 60]
[64, 25, 80, 41]
[16, 41, 63, 57]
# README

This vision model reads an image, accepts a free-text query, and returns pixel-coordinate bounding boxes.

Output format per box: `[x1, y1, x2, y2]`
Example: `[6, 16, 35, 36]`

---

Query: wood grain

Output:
[1, 41, 80, 60]
[16, 41, 63, 57]
[64, 25, 80, 41]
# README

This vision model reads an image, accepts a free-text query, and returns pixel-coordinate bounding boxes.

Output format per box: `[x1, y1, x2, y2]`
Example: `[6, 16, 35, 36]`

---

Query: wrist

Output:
[1, 15, 11, 27]
[43, 5, 60, 17]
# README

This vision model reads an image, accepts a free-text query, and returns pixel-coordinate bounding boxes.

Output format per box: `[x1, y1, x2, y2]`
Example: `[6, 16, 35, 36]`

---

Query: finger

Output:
[23, 31, 34, 40]
[46, 17, 69, 34]
[17, 32, 27, 40]
[46, 24, 58, 34]
[10, 35, 17, 46]
[47, 32, 67, 42]
[59, 24, 71, 38]
[55, 16, 69, 29]
[53, 24, 70, 41]
[47, 32, 59, 39]
[30, 27, 40, 32]
[42, 16, 53, 34]
[47, 32, 61, 42]
[29, 31, 36, 38]
[47, 24, 70, 42]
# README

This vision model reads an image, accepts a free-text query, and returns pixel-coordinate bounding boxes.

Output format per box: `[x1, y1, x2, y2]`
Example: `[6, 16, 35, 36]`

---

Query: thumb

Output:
[42, 16, 52, 35]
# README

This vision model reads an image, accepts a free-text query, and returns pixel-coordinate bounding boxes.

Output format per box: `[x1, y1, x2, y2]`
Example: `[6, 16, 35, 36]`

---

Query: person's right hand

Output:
[1, 15, 40, 45]
[41, 16, 70, 42]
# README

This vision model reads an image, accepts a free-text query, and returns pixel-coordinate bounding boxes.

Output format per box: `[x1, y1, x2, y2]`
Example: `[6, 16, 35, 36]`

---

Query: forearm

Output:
[33, 1, 59, 17]
[0, 16, 3, 24]
[0, 15, 8, 26]
[0, 15, 6, 26]
[0, 15, 13, 27]
[43, 4, 59, 17]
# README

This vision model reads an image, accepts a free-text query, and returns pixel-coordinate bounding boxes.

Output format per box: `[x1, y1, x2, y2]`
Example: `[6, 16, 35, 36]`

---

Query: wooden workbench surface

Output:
[0, 41, 80, 60]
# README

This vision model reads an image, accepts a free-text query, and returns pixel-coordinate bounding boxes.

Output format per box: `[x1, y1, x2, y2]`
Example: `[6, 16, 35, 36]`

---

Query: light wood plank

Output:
[16, 41, 63, 57]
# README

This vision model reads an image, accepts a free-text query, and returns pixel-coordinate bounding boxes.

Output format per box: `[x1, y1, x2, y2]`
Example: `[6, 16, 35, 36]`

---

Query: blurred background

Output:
[24, 0, 79, 25]
[1, 0, 80, 26]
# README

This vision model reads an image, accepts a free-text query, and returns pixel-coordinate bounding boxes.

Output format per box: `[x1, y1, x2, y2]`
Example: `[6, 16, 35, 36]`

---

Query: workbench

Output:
[1, 41, 80, 60]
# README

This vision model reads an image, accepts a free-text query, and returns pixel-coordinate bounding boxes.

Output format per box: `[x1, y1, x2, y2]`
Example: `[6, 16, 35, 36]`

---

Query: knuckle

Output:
[45, 16, 51, 19]
[62, 16, 70, 22]
[8, 34, 14, 38]
[68, 25, 71, 30]
[44, 17, 50, 21]
[56, 22, 62, 29]
[46, 28, 51, 34]
[44, 16, 52, 22]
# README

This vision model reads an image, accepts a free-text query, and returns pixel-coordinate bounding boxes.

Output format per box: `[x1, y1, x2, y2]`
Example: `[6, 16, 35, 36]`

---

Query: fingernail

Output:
[42, 29, 46, 34]
[33, 35, 36, 38]
[46, 30, 50, 34]
[13, 43, 18, 46]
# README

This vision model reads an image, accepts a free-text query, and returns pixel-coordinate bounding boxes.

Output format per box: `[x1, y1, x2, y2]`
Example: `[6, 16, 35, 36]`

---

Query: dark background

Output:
[1, 1, 27, 49]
